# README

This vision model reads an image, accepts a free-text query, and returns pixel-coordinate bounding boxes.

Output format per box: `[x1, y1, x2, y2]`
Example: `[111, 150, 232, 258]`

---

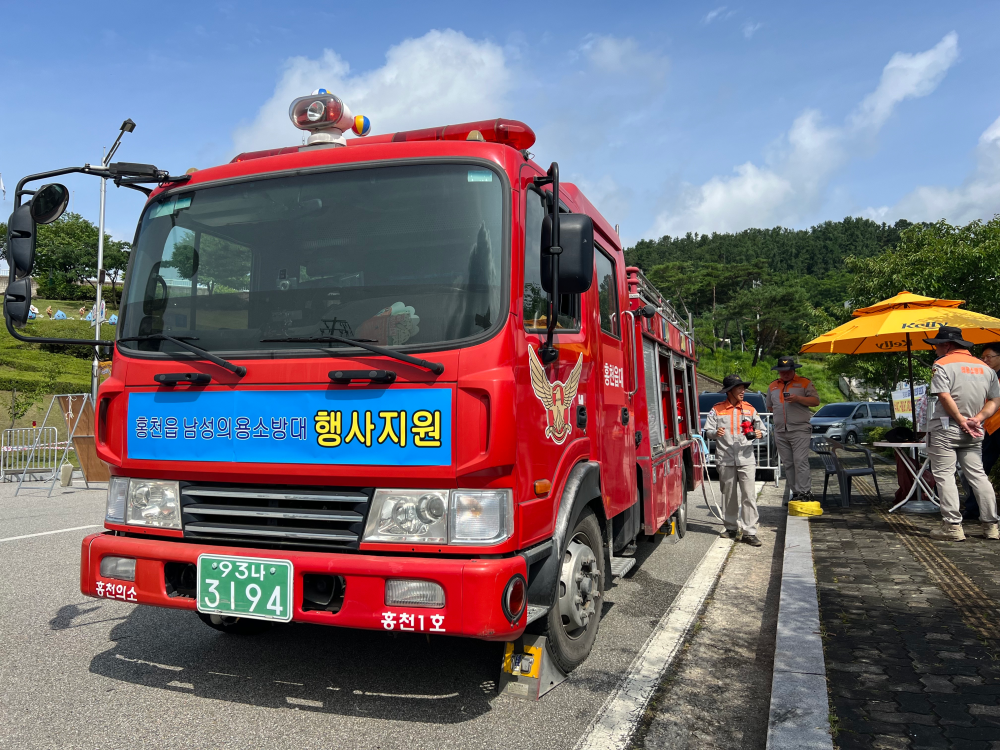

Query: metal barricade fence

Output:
[1, 427, 61, 482]
[698, 411, 781, 486]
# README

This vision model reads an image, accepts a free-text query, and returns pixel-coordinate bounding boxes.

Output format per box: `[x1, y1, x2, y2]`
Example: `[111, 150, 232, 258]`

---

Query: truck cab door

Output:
[594, 246, 635, 518]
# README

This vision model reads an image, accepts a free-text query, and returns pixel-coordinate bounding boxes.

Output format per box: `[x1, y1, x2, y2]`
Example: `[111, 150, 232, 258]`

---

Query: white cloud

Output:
[742, 21, 763, 39]
[865, 113, 1000, 225]
[649, 32, 960, 237]
[850, 31, 959, 131]
[576, 34, 669, 81]
[704, 6, 727, 24]
[232, 29, 511, 154]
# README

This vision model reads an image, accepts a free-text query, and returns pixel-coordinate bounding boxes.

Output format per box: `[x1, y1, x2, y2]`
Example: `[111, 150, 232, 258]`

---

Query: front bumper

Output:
[81, 533, 527, 641]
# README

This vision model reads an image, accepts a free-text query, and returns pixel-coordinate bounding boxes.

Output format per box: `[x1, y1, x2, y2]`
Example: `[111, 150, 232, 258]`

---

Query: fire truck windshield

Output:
[117, 163, 505, 356]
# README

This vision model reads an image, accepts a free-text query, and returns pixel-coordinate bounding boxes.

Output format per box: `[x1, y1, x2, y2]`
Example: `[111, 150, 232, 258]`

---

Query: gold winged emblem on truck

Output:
[528, 345, 583, 445]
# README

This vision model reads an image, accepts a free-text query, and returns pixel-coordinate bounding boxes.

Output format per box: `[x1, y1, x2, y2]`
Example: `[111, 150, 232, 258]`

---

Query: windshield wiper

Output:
[261, 335, 444, 375]
[118, 334, 247, 377]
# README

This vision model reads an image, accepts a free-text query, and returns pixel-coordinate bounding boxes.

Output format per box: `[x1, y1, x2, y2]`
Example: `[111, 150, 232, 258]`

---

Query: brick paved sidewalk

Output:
[809, 454, 1000, 750]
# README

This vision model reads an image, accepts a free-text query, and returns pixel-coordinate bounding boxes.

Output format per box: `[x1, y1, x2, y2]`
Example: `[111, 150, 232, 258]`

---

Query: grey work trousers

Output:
[718, 463, 759, 536]
[928, 426, 999, 525]
[775, 430, 812, 496]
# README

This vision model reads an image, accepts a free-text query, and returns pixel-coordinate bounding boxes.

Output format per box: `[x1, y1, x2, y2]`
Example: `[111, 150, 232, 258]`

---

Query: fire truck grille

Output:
[180, 484, 371, 550]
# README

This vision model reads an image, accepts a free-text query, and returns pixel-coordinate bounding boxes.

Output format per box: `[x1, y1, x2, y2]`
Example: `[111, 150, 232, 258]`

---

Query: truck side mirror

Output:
[5, 183, 69, 280]
[541, 213, 594, 294]
[6, 204, 36, 279]
[30, 183, 70, 225]
[4, 277, 32, 327]
[640, 304, 657, 318]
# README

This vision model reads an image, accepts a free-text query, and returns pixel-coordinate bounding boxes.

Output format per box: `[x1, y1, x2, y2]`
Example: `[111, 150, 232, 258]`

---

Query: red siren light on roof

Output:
[386, 119, 535, 151]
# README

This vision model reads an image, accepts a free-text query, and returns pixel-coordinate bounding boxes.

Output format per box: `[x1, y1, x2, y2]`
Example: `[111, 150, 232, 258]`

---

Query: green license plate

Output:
[196, 554, 293, 622]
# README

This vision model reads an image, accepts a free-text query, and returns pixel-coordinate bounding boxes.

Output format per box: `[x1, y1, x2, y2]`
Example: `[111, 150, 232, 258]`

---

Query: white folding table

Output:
[874, 441, 939, 513]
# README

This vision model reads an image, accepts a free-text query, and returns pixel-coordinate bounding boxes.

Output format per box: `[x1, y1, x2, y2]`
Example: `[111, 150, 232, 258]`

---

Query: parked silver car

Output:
[810, 401, 892, 445]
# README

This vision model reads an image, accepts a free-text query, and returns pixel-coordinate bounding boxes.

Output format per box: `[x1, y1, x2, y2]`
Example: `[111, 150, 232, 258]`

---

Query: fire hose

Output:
[691, 434, 724, 523]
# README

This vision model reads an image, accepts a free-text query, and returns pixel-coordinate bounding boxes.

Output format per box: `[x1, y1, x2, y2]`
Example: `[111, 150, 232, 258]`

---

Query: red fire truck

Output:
[3, 90, 702, 673]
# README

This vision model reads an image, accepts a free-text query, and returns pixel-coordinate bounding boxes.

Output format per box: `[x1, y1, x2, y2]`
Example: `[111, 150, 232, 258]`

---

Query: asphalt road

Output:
[0, 478, 732, 750]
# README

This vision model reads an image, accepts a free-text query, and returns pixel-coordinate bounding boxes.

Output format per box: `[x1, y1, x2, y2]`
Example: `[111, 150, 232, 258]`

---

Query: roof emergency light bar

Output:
[365, 118, 536, 152]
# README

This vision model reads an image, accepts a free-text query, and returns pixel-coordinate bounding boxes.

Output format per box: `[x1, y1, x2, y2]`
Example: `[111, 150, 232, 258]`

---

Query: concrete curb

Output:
[765, 515, 834, 750]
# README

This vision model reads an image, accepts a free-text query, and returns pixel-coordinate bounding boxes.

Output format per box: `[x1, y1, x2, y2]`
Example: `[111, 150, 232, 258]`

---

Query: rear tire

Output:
[674, 467, 689, 539]
[196, 611, 274, 635]
[540, 508, 606, 674]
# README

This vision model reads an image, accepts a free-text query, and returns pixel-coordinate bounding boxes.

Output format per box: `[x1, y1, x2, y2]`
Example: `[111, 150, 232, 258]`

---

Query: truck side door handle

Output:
[621, 407, 629, 426]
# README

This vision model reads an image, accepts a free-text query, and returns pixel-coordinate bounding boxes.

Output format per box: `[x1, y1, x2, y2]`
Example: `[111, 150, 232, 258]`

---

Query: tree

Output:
[32, 213, 130, 303]
[840, 216, 1000, 397]
[847, 217, 1000, 318]
[721, 284, 817, 366]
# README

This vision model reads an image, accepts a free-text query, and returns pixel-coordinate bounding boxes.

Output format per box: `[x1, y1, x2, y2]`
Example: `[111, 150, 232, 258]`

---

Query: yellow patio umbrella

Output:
[800, 291, 1000, 422]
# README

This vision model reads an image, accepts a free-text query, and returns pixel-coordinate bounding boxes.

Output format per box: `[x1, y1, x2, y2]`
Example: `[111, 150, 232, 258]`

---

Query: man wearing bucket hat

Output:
[924, 326, 1000, 541]
[704, 374, 767, 546]
[765, 356, 820, 502]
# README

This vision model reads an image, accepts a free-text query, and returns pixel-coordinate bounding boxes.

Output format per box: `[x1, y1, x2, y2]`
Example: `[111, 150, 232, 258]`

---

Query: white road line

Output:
[575, 535, 734, 750]
[0, 525, 101, 544]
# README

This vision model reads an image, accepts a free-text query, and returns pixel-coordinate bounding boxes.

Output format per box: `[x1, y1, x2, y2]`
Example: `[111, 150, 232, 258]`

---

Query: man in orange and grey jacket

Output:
[925, 327, 1000, 541]
[705, 374, 767, 547]
[764, 356, 820, 502]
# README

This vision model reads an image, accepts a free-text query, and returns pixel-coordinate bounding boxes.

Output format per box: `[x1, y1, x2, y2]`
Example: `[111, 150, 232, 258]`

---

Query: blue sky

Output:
[2, 1, 999, 247]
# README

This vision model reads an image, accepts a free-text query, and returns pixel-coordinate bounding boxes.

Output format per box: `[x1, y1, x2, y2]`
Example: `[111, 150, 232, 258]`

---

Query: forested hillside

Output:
[624, 217, 914, 368]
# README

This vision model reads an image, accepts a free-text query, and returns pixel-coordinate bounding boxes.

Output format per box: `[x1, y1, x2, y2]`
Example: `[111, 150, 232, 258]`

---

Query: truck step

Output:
[610, 556, 636, 579]
[525, 605, 549, 625]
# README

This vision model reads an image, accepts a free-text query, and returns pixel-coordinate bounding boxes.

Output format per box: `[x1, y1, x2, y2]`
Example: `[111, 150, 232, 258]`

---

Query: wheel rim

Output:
[557, 534, 600, 639]
[847, 433, 856, 444]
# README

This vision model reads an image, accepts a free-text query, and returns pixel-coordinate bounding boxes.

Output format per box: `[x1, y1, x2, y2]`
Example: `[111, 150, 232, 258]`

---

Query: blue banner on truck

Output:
[127, 388, 453, 466]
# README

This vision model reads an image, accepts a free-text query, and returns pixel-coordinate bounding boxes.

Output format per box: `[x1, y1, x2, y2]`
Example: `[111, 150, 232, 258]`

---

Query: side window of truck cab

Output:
[523, 189, 580, 331]
[595, 248, 620, 338]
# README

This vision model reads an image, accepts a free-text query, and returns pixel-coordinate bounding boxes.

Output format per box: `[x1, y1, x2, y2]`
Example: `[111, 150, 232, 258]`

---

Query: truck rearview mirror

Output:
[541, 213, 594, 295]
[4, 277, 32, 327]
[30, 183, 70, 225]
[6, 204, 36, 279]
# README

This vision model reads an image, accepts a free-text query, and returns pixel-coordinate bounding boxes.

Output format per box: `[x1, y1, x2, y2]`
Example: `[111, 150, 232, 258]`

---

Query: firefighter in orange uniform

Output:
[765, 356, 820, 502]
[705, 374, 767, 547]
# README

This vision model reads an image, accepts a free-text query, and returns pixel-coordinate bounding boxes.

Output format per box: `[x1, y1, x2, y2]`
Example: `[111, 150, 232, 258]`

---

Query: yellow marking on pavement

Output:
[856, 481, 1000, 642]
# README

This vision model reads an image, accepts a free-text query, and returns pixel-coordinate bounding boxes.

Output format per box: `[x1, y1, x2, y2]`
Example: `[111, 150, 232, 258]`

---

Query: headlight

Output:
[364, 490, 448, 543]
[125, 479, 181, 529]
[451, 490, 513, 545]
[830, 421, 845, 428]
[106, 477, 128, 522]
[362, 488, 513, 545]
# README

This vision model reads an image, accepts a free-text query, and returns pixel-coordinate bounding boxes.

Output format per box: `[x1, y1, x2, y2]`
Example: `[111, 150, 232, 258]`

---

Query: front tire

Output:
[540, 508, 606, 673]
[845, 432, 858, 446]
[196, 612, 274, 635]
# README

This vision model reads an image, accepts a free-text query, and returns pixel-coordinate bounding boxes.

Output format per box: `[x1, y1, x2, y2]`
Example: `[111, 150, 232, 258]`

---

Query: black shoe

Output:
[742, 535, 762, 547]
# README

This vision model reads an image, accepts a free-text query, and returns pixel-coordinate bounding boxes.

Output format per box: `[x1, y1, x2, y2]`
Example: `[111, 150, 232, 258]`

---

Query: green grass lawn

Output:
[696, 350, 845, 406]
[0, 300, 100, 422]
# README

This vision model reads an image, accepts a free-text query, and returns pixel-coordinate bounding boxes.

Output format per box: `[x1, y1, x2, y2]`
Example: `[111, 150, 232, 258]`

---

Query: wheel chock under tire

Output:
[498, 634, 568, 700]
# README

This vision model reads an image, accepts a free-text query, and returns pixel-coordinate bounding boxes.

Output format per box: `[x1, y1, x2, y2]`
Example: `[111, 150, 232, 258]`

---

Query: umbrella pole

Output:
[906, 333, 918, 430]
